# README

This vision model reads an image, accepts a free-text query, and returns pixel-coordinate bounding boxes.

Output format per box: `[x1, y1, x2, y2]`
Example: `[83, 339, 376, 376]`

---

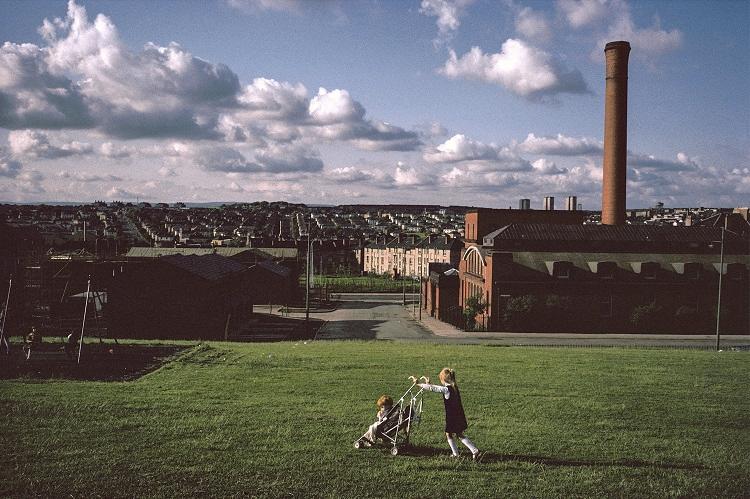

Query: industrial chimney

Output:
[601, 41, 630, 225]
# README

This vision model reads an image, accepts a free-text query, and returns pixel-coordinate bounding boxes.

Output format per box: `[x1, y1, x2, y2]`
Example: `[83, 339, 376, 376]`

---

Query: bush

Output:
[630, 301, 664, 332]
[504, 295, 539, 327]
[463, 295, 486, 331]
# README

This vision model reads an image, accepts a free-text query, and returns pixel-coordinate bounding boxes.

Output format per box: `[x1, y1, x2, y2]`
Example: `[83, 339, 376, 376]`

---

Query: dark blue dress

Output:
[443, 385, 468, 434]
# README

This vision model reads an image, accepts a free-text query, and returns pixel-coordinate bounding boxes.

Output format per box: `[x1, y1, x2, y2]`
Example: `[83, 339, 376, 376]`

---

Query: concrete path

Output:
[259, 294, 750, 349]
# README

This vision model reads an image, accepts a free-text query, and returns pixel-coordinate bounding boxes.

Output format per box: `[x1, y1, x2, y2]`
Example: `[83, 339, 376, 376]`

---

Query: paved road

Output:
[312, 293, 432, 340]
[289, 293, 750, 349]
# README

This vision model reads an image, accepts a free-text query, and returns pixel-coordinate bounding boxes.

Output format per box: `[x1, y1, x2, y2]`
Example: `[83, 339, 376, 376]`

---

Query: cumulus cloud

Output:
[2, 1, 237, 138]
[424, 134, 532, 172]
[515, 7, 552, 42]
[16, 170, 46, 193]
[226, 0, 302, 14]
[106, 186, 142, 199]
[158, 166, 177, 177]
[393, 162, 434, 187]
[558, 0, 682, 62]
[8, 129, 92, 159]
[58, 170, 122, 182]
[603, 10, 682, 61]
[0, 147, 22, 177]
[419, 0, 475, 45]
[557, 0, 608, 29]
[99, 141, 130, 158]
[175, 143, 323, 175]
[628, 152, 698, 171]
[516, 133, 602, 155]
[440, 39, 589, 100]
[0, 41, 93, 129]
[531, 158, 567, 175]
[440, 167, 520, 190]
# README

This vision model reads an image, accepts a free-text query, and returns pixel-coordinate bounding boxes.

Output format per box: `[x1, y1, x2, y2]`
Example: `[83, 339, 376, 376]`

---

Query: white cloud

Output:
[560, 0, 682, 63]
[603, 10, 682, 61]
[0, 147, 22, 177]
[309, 88, 365, 125]
[557, 0, 608, 29]
[516, 133, 602, 155]
[440, 39, 589, 100]
[99, 141, 130, 158]
[58, 170, 123, 182]
[8, 129, 92, 159]
[424, 134, 532, 171]
[532, 158, 567, 175]
[419, 0, 475, 45]
[515, 7, 551, 42]
[393, 162, 433, 187]
[16, 170, 45, 193]
[158, 166, 177, 177]
[226, 0, 302, 14]
[628, 152, 698, 171]
[106, 186, 142, 199]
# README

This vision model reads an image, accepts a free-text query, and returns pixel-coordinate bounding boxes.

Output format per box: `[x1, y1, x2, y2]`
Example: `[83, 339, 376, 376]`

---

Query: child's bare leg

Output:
[445, 432, 459, 456]
[363, 422, 379, 444]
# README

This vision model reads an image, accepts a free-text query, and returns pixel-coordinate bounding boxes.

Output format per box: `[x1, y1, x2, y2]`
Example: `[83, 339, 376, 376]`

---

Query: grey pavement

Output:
[260, 293, 750, 349]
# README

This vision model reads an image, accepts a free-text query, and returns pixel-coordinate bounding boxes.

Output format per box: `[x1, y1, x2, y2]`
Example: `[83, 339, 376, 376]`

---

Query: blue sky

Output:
[0, 0, 748, 208]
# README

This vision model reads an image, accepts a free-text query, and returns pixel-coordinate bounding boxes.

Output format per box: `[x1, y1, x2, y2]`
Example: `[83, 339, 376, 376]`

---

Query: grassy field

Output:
[2, 341, 749, 498]
[302, 275, 413, 293]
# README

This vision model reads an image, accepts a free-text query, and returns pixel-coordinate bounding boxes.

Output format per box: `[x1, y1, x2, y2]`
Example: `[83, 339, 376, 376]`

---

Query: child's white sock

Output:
[460, 436, 478, 455]
[447, 437, 459, 456]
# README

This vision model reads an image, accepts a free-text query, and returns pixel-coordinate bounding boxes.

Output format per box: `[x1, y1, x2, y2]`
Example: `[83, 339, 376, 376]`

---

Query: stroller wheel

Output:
[353, 441, 362, 449]
[390, 446, 399, 456]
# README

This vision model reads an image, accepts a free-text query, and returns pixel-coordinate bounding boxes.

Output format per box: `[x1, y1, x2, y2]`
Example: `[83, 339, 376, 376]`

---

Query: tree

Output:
[463, 295, 486, 331]
[504, 295, 539, 328]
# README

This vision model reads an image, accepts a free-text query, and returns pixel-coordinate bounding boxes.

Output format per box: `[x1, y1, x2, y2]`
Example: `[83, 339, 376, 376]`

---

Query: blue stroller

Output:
[354, 377, 426, 456]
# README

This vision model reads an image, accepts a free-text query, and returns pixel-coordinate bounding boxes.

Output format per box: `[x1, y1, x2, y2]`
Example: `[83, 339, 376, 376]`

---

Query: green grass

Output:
[2, 342, 749, 498]
[302, 275, 413, 293]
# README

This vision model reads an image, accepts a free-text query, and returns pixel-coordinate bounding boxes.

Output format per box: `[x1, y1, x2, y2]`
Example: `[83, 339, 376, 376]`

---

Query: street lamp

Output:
[715, 225, 725, 352]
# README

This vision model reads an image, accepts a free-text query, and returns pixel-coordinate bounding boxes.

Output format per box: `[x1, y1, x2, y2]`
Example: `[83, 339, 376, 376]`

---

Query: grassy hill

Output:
[2, 341, 749, 498]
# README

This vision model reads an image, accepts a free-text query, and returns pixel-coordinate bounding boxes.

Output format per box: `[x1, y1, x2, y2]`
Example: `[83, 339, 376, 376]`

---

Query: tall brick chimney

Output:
[601, 41, 630, 225]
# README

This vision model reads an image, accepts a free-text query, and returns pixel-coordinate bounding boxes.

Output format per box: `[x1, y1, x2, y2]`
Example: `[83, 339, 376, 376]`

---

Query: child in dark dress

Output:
[412, 368, 480, 459]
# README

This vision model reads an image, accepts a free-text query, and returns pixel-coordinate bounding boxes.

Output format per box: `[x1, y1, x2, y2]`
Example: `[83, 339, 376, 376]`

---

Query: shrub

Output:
[504, 295, 539, 327]
[463, 295, 486, 331]
[630, 301, 664, 332]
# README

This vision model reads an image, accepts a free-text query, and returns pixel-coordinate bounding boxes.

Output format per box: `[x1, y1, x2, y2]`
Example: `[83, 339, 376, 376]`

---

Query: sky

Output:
[0, 0, 748, 208]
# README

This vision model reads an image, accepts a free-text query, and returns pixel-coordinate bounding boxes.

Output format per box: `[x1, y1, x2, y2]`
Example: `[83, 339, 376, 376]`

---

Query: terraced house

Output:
[363, 234, 461, 278]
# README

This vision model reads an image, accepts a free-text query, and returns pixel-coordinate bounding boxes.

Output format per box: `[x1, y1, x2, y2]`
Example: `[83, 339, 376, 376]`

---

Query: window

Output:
[553, 261, 572, 279]
[641, 262, 659, 280]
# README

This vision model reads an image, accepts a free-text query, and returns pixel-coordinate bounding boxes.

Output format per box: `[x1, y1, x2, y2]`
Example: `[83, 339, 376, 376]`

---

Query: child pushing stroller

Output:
[354, 377, 426, 456]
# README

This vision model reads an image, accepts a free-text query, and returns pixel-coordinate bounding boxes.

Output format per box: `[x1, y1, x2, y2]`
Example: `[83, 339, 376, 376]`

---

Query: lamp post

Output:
[305, 214, 311, 334]
[402, 246, 406, 306]
[715, 226, 725, 352]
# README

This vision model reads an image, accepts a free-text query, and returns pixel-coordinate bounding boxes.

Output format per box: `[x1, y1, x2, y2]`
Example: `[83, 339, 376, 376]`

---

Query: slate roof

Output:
[161, 254, 247, 281]
[255, 260, 291, 278]
[483, 223, 742, 245]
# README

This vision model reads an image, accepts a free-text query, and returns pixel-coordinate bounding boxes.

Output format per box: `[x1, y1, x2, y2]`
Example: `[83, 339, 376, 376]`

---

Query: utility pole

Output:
[402, 246, 406, 306]
[715, 225, 725, 352]
[418, 246, 422, 321]
[305, 214, 311, 335]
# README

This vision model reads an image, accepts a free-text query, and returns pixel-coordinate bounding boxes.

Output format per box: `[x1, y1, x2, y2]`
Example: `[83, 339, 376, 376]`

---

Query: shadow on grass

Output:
[403, 444, 707, 470]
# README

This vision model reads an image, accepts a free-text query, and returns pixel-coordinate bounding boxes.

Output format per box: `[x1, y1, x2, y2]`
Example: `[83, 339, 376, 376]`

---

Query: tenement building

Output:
[363, 234, 462, 278]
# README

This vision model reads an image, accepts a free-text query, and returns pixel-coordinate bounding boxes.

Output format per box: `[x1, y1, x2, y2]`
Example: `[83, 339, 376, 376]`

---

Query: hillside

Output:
[2, 341, 749, 498]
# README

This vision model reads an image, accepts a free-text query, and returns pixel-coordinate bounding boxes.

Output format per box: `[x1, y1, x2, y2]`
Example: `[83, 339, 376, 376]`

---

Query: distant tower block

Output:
[543, 196, 555, 211]
[519, 198, 531, 210]
[601, 41, 630, 225]
[566, 196, 578, 211]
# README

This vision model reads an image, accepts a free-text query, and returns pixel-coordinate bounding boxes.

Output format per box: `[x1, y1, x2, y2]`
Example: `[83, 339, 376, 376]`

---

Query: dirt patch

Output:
[0, 342, 190, 381]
